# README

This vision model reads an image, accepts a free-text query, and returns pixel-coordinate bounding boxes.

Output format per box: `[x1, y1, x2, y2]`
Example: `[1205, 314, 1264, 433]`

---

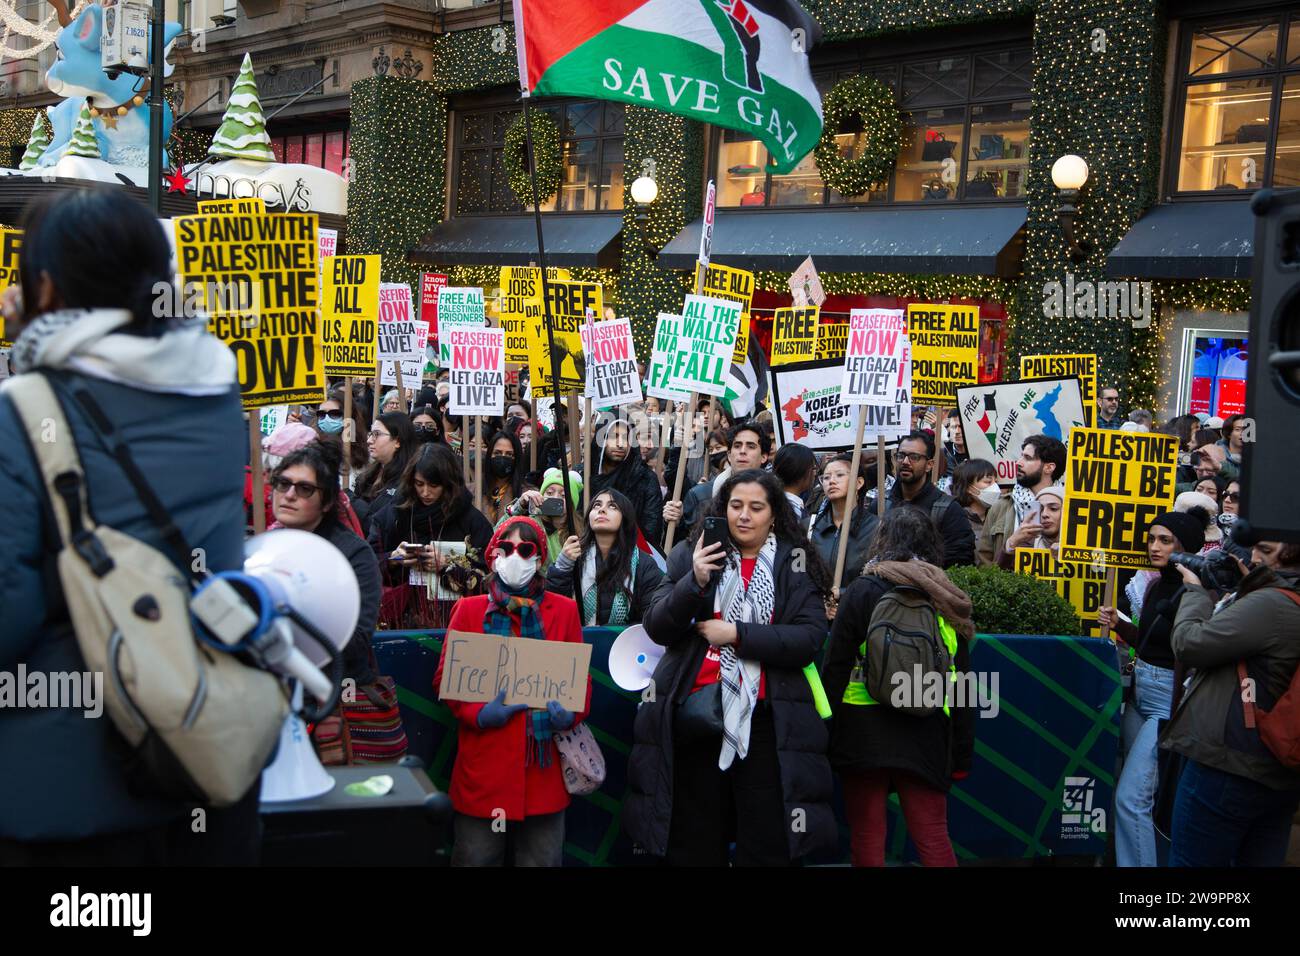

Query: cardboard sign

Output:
[788, 256, 826, 307]
[814, 319, 847, 361]
[1020, 353, 1098, 427]
[377, 283, 420, 365]
[582, 318, 642, 409]
[648, 313, 693, 402]
[957, 377, 1086, 485]
[380, 320, 429, 387]
[666, 294, 742, 397]
[841, 308, 909, 408]
[695, 262, 753, 364]
[197, 197, 266, 215]
[527, 279, 601, 397]
[437, 629, 591, 711]
[907, 303, 980, 405]
[420, 272, 448, 329]
[1014, 548, 1107, 639]
[174, 212, 324, 408]
[320, 254, 380, 376]
[437, 286, 487, 368]
[318, 227, 338, 260]
[1059, 427, 1180, 569]
[448, 326, 505, 416]
[499, 266, 572, 364]
[768, 357, 858, 451]
[0, 227, 21, 347]
[770, 305, 819, 366]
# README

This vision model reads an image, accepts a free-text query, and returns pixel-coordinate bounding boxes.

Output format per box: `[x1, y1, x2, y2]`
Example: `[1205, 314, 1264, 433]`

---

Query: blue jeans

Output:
[1115, 660, 1175, 867]
[1169, 760, 1300, 867]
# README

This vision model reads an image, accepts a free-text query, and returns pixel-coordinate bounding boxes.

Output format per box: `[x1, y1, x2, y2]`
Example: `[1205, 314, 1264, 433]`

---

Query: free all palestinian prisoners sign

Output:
[438, 630, 591, 711]
[320, 254, 380, 376]
[1059, 427, 1180, 569]
[906, 303, 979, 405]
[174, 212, 324, 408]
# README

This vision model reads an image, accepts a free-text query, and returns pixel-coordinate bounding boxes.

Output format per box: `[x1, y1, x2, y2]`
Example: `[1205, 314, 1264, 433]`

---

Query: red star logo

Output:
[164, 168, 191, 194]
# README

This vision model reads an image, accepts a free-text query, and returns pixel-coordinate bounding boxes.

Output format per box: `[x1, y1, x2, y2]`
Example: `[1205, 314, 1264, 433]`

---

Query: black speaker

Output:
[1242, 189, 1300, 543]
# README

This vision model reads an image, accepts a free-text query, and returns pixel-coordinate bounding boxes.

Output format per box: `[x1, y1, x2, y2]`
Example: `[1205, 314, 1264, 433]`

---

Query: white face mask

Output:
[494, 552, 538, 589]
[978, 483, 1003, 508]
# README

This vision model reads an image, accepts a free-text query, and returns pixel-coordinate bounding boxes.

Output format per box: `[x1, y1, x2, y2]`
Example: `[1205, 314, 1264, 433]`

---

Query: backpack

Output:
[1237, 589, 1300, 770]
[5, 373, 288, 806]
[864, 584, 953, 716]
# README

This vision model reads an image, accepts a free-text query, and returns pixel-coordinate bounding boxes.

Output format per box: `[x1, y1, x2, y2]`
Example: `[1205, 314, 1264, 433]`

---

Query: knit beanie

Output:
[1175, 491, 1220, 542]
[1151, 508, 1207, 554]
[540, 467, 583, 509]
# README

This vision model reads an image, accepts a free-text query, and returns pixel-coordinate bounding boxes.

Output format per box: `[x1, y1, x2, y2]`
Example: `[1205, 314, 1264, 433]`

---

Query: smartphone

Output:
[541, 497, 566, 517]
[1023, 500, 1042, 526]
[702, 516, 731, 553]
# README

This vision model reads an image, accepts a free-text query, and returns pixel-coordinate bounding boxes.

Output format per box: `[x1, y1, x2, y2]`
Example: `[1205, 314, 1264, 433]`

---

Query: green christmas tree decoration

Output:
[210, 53, 275, 162]
[18, 110, 50, 170]
[64, 104, 102, 160]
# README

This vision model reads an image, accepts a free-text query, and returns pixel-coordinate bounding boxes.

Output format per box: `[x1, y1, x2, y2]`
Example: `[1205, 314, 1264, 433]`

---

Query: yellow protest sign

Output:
[696, 262, 753, 364]
[1015, 548, 1107, 638]
[197, 198, 267, 215]
[174, 212, 323, 409]
[1021, 353, 1098, 427]
[906, 303, 979, 405]
[814, 319, 848, 361]
[770, 305, 819, 366]
[527, 279, 602, 397]
[1059, 427, 1180, 569]
[0, 227, 21, 347]
[499, 266, 570, 364]
[320, 254, 381, 376]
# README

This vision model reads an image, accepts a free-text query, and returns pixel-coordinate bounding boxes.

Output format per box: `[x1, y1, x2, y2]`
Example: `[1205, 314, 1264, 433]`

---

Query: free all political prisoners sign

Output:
[448, 327, 505, 417]
[174, 212, 324, 408]
[906, 303, 979, 405]
[1059, 427, 1179, 569]
[438, 630, 591, 711]
[582, 318, 642, 409]
[320, 254, 380, 376]
[665, 293, 743, 397]
[0, 227, 20, 347]
[956, 377, 1087, 485]
[1015, 548, 1107, 638]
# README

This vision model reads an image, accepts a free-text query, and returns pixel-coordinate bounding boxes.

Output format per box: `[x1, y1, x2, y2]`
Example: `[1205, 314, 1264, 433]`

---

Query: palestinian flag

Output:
[977, 393, 998, 445]
[513, 0, 823, 174]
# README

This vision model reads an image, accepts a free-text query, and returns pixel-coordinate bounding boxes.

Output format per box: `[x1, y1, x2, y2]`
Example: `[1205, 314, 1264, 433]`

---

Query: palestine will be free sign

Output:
[320, 255, 380, 376]
[174, 212, 323, 408]
[907, 303, 979, 405]
[1059, 427, 1179, 569]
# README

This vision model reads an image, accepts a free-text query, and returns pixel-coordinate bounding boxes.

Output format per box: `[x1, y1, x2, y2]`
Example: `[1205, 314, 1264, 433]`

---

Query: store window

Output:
[452, 100, 624, 215]
[1173, 10, 1300, 193]
[716, 45, 1031, 207]
[269, 129, 350, 178]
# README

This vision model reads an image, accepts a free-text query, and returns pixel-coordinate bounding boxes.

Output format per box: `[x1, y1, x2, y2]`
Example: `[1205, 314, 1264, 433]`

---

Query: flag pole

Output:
[522, 91, 578, 540]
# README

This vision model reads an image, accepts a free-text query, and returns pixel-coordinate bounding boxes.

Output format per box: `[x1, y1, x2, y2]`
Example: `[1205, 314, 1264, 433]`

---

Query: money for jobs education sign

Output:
[841, 309, 909, 409]
[770, 305, 820, 366]
[957, 377, 1086, 485]
[768, 357, 859, 452]
[1015, 548, 1107, 638]
[437, 286, 487, 368]
[1021, 353, 1098, 427]
[695, 262, 753, 364]
[527, 279, 601, 397]
[448, 326, 505, 417]
[174, 212, 323, 408]
[582, 318, 641, 409]
[438, 629, 591, 711]
[0, 226, 21, 347]
[667, 294, 743, 398]
[320, 254, 380, 376]
[648, 313, 693, 403]
[499, 266, 572, 364]
[907, 303, 980, 405]
[1059, 427, 1180, 569]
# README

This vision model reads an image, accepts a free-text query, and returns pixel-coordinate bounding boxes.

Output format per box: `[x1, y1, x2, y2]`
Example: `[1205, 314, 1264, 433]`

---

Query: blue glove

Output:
[477, 690, 530, 729]
[545, 700, 575, 732]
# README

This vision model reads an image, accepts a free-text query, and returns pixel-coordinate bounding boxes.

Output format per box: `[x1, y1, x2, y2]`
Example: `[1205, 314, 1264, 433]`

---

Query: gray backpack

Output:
[864, 585, 952, 716]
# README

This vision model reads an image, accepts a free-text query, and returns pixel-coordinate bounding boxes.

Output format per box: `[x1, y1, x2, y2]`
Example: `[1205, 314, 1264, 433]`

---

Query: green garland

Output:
[504, 110, 562, 205]
[813, 76, 902, 196]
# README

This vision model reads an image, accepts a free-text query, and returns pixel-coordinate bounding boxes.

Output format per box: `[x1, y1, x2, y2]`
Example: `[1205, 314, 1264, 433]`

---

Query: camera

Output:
[1168, 549, 1244, 591]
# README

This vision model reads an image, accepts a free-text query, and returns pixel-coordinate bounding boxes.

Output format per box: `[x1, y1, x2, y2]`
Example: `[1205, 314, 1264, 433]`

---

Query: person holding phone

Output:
[502, 467, 583, 570]
[981, 434, 1066, 566]
[997, 485, 1064, 567]
[625, 469, 835, 866]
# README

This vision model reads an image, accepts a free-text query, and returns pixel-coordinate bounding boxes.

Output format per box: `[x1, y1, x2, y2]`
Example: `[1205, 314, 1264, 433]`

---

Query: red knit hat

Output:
[485, 514, 549, 570]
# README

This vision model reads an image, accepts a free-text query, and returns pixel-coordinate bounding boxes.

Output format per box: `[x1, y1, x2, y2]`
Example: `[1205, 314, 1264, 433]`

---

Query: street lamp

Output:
[1052, 154, 1092, 262]
[631, 174, 659, 253]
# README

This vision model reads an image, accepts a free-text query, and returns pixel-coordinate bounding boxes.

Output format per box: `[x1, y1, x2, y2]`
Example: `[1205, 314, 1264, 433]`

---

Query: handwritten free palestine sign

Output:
[437, 630, 591, 711]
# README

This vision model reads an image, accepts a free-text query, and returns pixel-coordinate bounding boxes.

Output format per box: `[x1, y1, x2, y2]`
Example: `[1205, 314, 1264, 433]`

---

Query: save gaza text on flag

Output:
[174, 211, 324, 408]
[1060, 427, 1179, 569]
[320, 254, 381, 376]
[906, 303, 979, 406]
[513, 0, 823, 175]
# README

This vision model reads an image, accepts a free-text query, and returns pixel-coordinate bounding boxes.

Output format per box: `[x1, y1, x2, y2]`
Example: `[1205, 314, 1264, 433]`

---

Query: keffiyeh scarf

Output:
[580, 546, 639, 627]
[716, 533, 777, 770]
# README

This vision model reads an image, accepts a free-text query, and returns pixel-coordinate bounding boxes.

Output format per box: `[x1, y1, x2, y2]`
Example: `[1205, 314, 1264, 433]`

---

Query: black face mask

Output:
[490, 455, 515, 478]
[709, 451, 727, 469]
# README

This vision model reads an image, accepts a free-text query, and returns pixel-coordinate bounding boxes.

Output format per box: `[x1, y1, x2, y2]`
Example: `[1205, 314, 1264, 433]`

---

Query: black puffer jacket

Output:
[318, 519, 382, 686]
[806, 500, 879, 587]
[623, 538, 836, 860]
[588, 437, 665, 544]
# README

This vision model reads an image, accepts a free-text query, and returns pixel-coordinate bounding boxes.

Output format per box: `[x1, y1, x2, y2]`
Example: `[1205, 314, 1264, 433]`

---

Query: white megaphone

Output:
[191, 528, 360, 802]
[608, 624, 664, 692]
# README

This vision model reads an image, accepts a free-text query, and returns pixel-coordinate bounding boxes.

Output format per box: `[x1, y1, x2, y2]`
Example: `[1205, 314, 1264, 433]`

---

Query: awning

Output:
[1106, 201, 1253, 279]
[656, 205, 1027, 275]
[408, 214, 623, 269]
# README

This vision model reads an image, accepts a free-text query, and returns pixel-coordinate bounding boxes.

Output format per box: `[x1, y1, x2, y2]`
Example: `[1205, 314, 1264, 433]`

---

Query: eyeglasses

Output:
[317, 408, 344, 419]
[494, 540, 539, 560]
[412, 423, 438, 432]
[368, 429, 390, 440]
[1224, 492, 1240, 502]
[272, 478, 320, 498]
[893, 451, 928, 463]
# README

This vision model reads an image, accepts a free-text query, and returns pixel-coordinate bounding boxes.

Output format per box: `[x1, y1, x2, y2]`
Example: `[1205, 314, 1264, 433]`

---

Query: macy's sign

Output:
[194, 171, 313, 212]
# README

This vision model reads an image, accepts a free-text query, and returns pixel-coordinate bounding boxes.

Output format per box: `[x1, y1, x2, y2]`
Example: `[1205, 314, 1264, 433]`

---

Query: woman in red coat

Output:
[434, 515, 592, 867]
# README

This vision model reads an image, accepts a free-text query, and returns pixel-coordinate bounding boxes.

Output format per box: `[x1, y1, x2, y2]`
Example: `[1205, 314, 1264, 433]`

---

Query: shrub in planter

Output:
[946, 565, 1083, 637]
